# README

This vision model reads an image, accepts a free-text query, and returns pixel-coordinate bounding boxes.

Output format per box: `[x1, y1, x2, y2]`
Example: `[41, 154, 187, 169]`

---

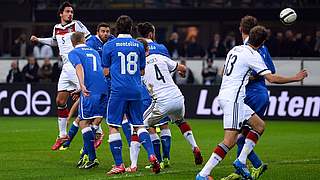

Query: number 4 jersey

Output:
[218, 45, 271, 103]
[143, 54, 183, 102]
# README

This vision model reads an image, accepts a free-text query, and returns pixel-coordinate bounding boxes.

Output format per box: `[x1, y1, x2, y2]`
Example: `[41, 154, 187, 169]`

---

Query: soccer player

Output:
[196, 26, 308, 180]
[30, 1, 91, 150]
[101, 15, 160, 175]
[68, 32, 108, 169]
[222, 16, 273, 180]
[61, 22, 116, 150]
[137, 22, 203, 167]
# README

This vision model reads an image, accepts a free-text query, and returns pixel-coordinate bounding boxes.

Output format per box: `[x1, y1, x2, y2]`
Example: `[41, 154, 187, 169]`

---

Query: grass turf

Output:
[0, 117, 319, 180]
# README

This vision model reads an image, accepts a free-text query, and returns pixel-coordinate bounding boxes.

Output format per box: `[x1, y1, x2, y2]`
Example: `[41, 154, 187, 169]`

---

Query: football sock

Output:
[150, 133, 162, 162]
[91, 124, 99, 136]
[109, 133, 123, 166]
[122, 119, 132, 146]
[96, 124, 103, 134]
[179, 122, 198, 149]
[82, 127, 96, 161]
[138, 128, 155, 158]
[238, 130, 261, 164]
[199, 143, 229, 177]
[129, 134, 140, 168]
[237, 134, 262, 168]
[57, 105, 69, 137]
[63, 121, 79, 147]
[161, 128, 171, 159]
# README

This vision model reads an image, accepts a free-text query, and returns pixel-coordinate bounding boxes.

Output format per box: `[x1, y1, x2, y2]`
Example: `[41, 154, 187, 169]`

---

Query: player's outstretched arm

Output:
[264, 69, 308, 84]
[75, 64, 90, 96]
[30, 35, 58, 46]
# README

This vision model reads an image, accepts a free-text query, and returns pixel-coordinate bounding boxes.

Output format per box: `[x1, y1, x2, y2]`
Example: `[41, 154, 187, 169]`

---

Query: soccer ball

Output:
[280, 8, 297, 25]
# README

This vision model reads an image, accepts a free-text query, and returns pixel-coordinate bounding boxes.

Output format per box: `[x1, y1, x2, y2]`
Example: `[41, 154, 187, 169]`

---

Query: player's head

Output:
[248, 25, 268, 49]
[96, 22, 111, 42]
[239, 15, 258, 35]
[58, 1, 74, 24]
[137, 22, 155, 40]
[137, 37, 149, 56]
[116, 15, 133, 35]
[71, 32, 85, 47]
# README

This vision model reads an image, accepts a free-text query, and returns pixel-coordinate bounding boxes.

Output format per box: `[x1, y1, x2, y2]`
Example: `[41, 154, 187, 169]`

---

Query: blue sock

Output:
[64, 121, 79, 147]
[138, 128, 155, 158]
[237, 134, 262, 169]
[150, 133, 162, 162]
[109, 133, 123, 166]
[121, 120, 131, 146]
[91, 125, 99, 137]
[82, 127, 96, 161]
[161, 129, 171, 159]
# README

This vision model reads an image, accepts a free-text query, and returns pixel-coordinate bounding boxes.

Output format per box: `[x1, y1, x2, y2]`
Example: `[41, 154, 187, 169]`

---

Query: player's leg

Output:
[160, 122, 171, 168]
[122, 114, 132, 146]
[127, 130, 140, 172]
[149, 127, 162, 163]
[92, 117, 104, 149]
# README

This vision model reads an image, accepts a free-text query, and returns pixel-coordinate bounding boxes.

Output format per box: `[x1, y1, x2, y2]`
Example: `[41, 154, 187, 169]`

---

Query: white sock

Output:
[130, 141, 141, 168]
[58, 117, 67, 137]
[238, 139, 256, 164]
[72, 121, 79, 127]
[199, 153, 222, 177]
[96, 124, 103, 134]
[150, 133, 160, 142]
[183, 130, 198, 149]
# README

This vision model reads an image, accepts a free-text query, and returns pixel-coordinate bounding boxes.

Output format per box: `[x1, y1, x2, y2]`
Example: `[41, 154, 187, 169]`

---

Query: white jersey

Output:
[218, 45, 271, 102]
[143, 54, 182, 102]
[52, 20, 90, 63]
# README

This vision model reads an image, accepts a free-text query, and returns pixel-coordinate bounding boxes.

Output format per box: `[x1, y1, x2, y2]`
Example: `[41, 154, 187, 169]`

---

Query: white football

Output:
[280, 8, 297, 25]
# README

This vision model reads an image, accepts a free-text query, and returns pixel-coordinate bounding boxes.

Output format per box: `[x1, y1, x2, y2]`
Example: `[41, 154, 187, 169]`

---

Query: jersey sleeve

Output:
[68, 50, 81, 68]
[139, 43, 146, 70]
[52, 26, 56, 40]
[75, 20, 91, 40]
[248, 53, 271, 76]
[86, 37, 95, 49]
[101, 43, 112, 68]
[163, 55, 178, 72]
[160, 44, 171, 58]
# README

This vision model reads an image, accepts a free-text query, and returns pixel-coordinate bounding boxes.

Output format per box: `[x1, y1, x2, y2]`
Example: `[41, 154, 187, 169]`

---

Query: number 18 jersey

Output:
[218, 45, 271, 103]
[143, 54, 182, 102]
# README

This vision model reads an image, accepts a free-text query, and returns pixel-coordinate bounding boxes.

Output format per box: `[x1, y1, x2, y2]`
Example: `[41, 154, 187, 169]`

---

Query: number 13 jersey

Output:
[143, 54, 182, 102]
[218, 45, 271, 103]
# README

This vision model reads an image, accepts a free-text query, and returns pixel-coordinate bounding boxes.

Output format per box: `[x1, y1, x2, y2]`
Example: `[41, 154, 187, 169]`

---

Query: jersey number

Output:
[154, 64, 166, 83]
[86, 53, 97, 71]
[118, 52, 138, 75]
[224, 54, 237, 76]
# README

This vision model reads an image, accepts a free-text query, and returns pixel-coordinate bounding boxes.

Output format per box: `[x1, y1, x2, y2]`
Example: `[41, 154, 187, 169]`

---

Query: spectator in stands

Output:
[51, 58, 63, 82]
[265, 28, 277, 55]
[314, 30, 320, 56]
[22, 56, 39, 83]
[185, 35, 205, 58]
[274, 32, 285, 56]
[207, 33, 226, 58]
[201, 58, 221, 85]
[173, 60, 195, 85]
[38, 58, 53, 82]
[33, 43, 41, 58]
[40, 44, 54, 58]
[166, 32, 184, 59]
[11, 33, 32, 58]
[283, 30, 296, 56]
[224, 32, 236, 53]
[6, 60, 23, 83]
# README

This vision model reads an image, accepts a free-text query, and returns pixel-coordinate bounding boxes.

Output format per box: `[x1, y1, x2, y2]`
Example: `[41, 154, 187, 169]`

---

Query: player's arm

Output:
[139, 44, 146, 76]
[163, 56, 186, 77]
[76, 21, 91, 40]
[101, 43, 112, 77]
[30, 26, 58, 46]
[263, 70, 308, 84]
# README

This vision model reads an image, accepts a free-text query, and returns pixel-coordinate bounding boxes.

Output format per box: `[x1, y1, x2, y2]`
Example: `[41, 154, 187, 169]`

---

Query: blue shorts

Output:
[107, 97, 144, 127]
[142, 98, 170, 127]
[78, 93, 108, 120]
[245, 89, 269, 117]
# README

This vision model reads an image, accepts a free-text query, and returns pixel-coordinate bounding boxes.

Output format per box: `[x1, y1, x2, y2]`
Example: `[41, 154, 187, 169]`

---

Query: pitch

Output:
[0, 117, 319, 180]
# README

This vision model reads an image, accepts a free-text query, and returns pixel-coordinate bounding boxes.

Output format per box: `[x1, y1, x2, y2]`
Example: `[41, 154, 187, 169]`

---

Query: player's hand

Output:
[30, 35, 39, 43]
[70, 89, 81, 101]
[295, 69, 308, 81]
[80, 84, 90, 97]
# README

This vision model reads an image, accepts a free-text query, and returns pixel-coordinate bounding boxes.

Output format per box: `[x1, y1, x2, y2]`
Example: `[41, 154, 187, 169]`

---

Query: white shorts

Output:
[57, 56, 79, 92]
[143, 96, 185, 127]
[219, 99, 254, 130]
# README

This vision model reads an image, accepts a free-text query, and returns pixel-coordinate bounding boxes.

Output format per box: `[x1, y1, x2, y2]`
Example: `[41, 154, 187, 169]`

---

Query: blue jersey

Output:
[86, 35, 116, 57]
[246, 45, 276, 91]
[68, 44, 108, 95]
[147, 40, 170, 58]
[101, 34, 146, 100]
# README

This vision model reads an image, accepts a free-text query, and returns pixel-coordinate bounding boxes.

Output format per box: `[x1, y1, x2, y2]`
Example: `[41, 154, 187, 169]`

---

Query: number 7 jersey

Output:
[143, 54, 183, 102]
[218, 45, 271, 103]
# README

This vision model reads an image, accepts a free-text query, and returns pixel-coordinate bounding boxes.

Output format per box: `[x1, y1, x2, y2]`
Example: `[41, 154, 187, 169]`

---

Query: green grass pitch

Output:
[0, 117, 319, 180]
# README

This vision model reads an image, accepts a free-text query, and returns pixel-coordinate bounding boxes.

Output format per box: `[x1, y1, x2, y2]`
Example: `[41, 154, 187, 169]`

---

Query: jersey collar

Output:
[117, 34, 132, 38]
[243, 36, 249, 45]
[145, 38, 153, 43]
[95, 35, 103, 43]
[75, 44, 87, 48]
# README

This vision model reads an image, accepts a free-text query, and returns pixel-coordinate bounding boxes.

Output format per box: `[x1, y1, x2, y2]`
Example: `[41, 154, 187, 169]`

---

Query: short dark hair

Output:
[137, 22, 154, 38]
[136, 37, 148, 51]
[116, 15, 133, 34]
[240, 15, 258, 34]
[71, 32, 85, 44]
[58, 1, 73, 15]
[248, 25, 268, 47]
[97, 22, 110, 32]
